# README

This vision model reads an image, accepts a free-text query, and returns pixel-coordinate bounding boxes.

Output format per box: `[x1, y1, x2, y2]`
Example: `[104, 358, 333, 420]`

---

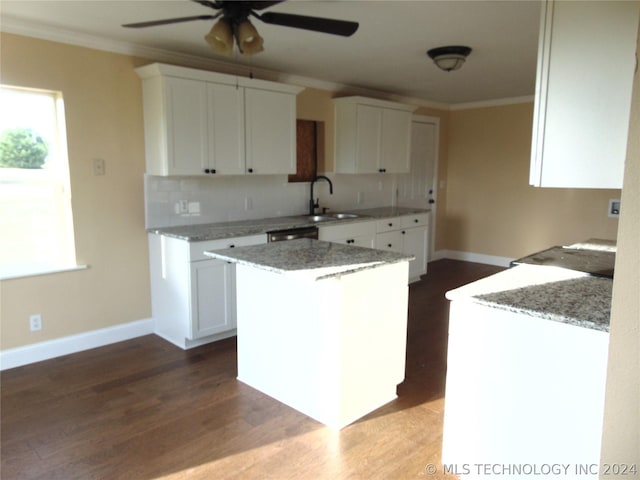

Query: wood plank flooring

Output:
[1, 259, 503, 480]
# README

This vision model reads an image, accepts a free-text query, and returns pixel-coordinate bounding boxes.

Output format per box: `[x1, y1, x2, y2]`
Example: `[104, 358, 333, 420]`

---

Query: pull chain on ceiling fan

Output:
[122, 0, 359, 56]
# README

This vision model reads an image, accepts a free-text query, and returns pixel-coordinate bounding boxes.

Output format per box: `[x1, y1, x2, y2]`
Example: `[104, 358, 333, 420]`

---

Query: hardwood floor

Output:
[1, 259, 503, 480]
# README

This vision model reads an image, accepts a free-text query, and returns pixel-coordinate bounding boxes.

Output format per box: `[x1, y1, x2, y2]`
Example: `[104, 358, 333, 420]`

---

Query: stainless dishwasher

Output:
[267, 226, 319, 242]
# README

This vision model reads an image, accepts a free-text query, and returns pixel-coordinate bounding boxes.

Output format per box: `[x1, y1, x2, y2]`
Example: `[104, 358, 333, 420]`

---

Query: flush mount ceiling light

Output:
[427, 46, 472, 72]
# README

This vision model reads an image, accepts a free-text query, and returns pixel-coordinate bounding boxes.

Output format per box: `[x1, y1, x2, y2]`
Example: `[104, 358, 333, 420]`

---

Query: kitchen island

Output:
[205, 238, 413, 430]
[442, 262, 612, 478]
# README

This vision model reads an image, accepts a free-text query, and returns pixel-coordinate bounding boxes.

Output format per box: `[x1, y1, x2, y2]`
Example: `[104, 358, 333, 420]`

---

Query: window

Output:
[0, 85, 78, 279]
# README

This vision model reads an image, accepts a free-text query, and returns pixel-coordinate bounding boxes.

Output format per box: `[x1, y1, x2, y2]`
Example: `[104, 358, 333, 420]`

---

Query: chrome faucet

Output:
[309, 175, 334, 215]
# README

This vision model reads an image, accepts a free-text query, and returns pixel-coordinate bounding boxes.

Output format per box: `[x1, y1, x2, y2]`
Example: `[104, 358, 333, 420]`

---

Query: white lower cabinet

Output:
[375, 213, 429, 282]
[148, 233, 266, 349]
[190, 259, 235, 339]
[319, 213, 429, 283]
[318, 220, 376, 248]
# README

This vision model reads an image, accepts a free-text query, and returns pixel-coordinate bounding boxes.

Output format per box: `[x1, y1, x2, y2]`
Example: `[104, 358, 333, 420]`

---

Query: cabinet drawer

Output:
[401, 213, 429, 229]
[375, 231, 403, 252]
[376, 217, 402, 233]
[319, 220, 376, 242]
[189, 234, 266, 261]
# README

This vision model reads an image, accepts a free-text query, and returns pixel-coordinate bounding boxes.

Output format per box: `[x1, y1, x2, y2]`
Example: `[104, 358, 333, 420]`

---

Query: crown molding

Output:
[449, 95, 535, 111]
[1, 15, 530, 112]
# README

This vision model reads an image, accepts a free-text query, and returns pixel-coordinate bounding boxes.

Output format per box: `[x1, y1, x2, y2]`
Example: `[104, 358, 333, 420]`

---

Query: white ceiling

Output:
[0, 0, 542, 106]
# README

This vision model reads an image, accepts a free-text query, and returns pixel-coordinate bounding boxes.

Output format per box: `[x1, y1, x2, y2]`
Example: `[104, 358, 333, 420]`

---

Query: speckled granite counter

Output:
[205, 238, 413, 281]
[446, 264, 612, 332]
[148, 206, 430, 242]
[511, 238, 616, 278]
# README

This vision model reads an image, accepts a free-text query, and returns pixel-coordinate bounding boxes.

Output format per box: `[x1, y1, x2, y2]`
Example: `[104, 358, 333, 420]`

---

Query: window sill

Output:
[0, 264, 88, 281]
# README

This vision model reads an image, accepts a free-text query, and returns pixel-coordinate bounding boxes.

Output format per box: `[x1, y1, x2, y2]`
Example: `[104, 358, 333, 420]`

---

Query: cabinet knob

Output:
[229, 245, 235, 248]
[402, 231, 406, 234]
[414, 219, 419, 223]
[347, 239, 354, 244]
[388, 222, 393, 227]
[387, 243, 392, 248]
[379, 168, 386, 173]
[247, 168, 254, 173]
[204, 168, 210, 174]
[211, 169, 216, 174]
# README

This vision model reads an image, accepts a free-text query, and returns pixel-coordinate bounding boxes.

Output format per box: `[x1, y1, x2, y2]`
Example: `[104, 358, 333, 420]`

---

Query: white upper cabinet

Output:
[244, 88, 297, 174]
[530, 0, 640, 188]
[207, 82, 245, 175]
[334, 96, 416, 174]
[136, 63, 302, 176]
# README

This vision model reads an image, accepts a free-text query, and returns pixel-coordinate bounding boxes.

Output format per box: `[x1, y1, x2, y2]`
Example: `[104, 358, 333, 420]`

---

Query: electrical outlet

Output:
[92, 158, 106, 176]
[29, 314, 42, 332]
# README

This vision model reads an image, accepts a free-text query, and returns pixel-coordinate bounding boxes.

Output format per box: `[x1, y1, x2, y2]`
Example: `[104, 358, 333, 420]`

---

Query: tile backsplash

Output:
[144, 173, 399, 228]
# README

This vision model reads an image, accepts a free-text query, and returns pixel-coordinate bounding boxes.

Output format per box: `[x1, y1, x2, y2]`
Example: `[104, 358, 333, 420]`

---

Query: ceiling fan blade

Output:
[248, 1, 286, 11]
[122, 15, 218, 28]
[257, 12, 358, 37]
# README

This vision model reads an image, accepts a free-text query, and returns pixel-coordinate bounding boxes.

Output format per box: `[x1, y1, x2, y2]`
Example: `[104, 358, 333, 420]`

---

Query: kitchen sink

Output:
[307, 215, 333, 222]
[307, 213, 360, 222]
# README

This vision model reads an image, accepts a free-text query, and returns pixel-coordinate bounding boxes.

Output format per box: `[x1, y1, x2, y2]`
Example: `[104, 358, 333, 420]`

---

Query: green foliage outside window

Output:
[0, 127, 49, 169]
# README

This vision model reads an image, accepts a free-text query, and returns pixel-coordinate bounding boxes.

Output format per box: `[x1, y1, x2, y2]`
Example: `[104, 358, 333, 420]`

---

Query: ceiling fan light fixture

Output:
[427, 46, 472, 72]
[236, 20, 264, 56]
[205, 17, 233, 56]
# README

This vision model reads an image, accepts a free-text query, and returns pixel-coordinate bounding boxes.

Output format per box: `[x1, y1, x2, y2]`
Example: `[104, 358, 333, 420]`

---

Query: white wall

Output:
[144, 173, 398, 228]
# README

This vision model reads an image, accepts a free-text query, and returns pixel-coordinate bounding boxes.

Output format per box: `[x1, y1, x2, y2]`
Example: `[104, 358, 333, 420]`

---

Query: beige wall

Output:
[445, 103, 620, 259]
[0, 33, 151, 349]
[600, 19, 640, 472]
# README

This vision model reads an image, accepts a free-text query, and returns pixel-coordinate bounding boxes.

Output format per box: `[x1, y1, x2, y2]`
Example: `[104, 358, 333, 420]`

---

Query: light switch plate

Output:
[608, 199, 620, 218]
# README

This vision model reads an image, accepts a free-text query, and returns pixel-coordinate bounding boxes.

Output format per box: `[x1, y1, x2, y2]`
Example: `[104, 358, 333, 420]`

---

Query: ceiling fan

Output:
[123, 0, 359, 56]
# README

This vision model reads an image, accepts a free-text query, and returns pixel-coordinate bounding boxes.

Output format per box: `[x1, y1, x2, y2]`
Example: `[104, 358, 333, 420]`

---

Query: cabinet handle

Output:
[211, 169, 216, 174]
[347, 239, 354, 244]
[247, 168, 254, 173]
[204, 168, 217, 174]
[229, 244, 235, 248]
[379, 168, 386, 173]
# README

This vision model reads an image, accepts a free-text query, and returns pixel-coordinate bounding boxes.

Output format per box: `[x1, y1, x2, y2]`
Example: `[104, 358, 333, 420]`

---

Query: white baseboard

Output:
[0, 318, 154, 371]
[432, 250, 513, 268]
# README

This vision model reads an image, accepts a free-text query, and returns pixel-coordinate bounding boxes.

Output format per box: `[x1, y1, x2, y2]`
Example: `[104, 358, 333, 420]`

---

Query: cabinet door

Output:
[402, 226, 428, 280]
[208, 83, 245, 175]
[190, 259, 235, 339]
[530, 0, 639, 188]
[244, 88, 296, 174]
[165, 77, 209, 175]
[376, 231, 403, 253]
[381, 109, 411, 173]
[355, 104, 382, 173]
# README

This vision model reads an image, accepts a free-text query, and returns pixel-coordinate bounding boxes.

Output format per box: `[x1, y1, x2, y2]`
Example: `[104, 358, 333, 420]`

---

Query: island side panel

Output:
[234, 261, 410, 430]
[442, 300, 609, 477]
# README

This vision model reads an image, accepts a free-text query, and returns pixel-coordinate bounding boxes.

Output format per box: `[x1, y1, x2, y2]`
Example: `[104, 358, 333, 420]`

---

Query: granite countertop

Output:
[511, 238, 616, 278]
[446, 264, 612, 332]
[204, 238, 414, 281]
[148, 206, 430, 242]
